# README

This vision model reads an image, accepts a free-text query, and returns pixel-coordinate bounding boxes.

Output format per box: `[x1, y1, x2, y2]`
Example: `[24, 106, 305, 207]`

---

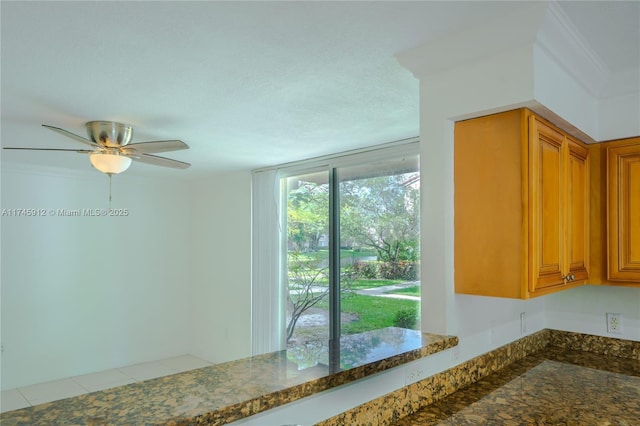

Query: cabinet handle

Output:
[562, 274, 576, 282]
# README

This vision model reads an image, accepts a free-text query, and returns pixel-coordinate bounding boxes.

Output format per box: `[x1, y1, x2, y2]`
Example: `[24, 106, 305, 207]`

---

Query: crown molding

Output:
[535, 1, 610, 98]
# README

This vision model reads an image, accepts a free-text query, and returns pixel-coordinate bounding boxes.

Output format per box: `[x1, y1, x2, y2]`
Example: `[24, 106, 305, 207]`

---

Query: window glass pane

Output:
[338, 155, 420, 336]
[284, 171, 330, 367]
[280, 149, 420, 369]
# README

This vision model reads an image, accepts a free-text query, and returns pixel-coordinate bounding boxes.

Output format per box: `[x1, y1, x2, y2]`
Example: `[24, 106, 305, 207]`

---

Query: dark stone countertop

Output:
[392, 346, 640, 425]
[0, 327, 457, 425]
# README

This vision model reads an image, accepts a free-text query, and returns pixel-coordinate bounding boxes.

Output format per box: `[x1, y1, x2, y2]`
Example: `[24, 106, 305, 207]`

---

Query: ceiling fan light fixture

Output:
[89, 152, 132, 174]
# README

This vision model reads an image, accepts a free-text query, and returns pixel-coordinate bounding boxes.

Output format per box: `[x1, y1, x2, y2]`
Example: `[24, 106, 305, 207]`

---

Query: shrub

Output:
[352, 260, 379, 279]
[379, 261, 418, 280]
[393, 309, 418, 329]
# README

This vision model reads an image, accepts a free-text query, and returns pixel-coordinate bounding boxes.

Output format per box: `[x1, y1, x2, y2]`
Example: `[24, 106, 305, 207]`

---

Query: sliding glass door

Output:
[283, 153, 420, 368]
[337, 156, 420, 337]
[284, 170, 330, 355]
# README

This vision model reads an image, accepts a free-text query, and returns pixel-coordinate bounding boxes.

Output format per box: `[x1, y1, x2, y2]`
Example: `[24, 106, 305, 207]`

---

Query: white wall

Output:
[533, 43, 599, 140]
[0, 166, 256, 390]
[1, 165, 192, 390]
[408, 42, 551, 370]
[546, 285, 640, 341]
[189, 171, 252, 364]
[598, 89, 640, 141]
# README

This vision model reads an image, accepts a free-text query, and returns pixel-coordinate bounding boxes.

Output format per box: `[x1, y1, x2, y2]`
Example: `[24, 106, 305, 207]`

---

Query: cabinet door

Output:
[566, 137, 590, 282]
[529, 117, 565, 292]
[607, 143, 640, 281]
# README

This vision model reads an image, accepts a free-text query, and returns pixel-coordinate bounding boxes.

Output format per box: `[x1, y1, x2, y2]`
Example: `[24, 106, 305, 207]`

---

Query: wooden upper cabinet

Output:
[529, 117, 566, 292]
[607, 139, 640, 282]
[454, 109, 589, 299]
[565, 137, 590, 283]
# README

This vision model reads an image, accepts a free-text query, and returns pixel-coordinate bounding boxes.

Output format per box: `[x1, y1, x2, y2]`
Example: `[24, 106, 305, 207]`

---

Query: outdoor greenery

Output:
[287, 181, 328, 253]
[285, 170, 420, 345]
[293, 293, 419, 333]
[338, 294, 419, 334]
[286, 252, 358, 342]
[286, 253, 330, 343]
[393, 308, 418, 329]
[385, 285, 421, 297]
[347, 278, 404, 290]
[340, 175, 420, 266]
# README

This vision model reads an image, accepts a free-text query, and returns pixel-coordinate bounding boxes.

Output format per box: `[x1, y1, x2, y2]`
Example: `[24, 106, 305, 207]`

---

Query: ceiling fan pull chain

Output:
[108, 173, 113, 204]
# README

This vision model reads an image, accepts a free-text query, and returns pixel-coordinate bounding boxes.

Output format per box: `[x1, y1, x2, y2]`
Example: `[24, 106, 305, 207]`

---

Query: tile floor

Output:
[1, 354, 212, 413]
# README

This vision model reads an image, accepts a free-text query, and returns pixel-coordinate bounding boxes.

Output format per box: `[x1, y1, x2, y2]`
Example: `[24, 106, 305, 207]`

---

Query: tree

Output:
[287, 181, 328, 252]
[285, 172, 420, 263]
[285, 252, 357, 343]
[284, 171, 420, 343]
[286, 252, 329, 343]
[340, 173, 420, 265]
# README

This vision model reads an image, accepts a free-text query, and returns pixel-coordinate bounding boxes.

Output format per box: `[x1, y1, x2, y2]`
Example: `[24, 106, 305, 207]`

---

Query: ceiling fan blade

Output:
[125, 140, 189, 154]
[3, 147, 93, 153]
[42, 124, 100, 148]
[130, 153, 191, 169]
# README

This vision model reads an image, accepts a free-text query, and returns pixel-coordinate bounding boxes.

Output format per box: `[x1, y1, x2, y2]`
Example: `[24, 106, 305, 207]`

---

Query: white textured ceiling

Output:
[1, 1, 638, 177]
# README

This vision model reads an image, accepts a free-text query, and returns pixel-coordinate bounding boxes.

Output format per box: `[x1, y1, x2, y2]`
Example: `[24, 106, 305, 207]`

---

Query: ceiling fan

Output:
[3, 121, 191, 175]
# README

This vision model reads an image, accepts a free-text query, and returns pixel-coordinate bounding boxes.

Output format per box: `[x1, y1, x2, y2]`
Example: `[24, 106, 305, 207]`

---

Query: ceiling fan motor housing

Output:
[86, 121, 133, 147]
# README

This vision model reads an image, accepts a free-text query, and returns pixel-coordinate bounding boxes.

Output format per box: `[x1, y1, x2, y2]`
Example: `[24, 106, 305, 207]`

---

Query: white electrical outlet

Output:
[520, 312, 527, 334]
[606, 313, 623, 335]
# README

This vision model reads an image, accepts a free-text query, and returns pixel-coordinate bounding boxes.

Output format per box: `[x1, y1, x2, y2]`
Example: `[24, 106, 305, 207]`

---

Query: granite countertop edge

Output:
[1, 330, 458, 426]
[187, 332, 458, 425]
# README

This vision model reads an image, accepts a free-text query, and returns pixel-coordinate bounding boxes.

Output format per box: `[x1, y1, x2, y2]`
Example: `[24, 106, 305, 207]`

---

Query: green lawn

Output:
[288, 252, 420, 335]
[384, 285, 421, 297]
[315, 293, 419, 333]
[348, 278, 404, 290]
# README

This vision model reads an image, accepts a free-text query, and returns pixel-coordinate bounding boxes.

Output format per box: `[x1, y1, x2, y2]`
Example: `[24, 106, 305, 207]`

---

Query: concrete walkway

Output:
[291, 281, 420, 301]
[355, 281, 420, 300]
